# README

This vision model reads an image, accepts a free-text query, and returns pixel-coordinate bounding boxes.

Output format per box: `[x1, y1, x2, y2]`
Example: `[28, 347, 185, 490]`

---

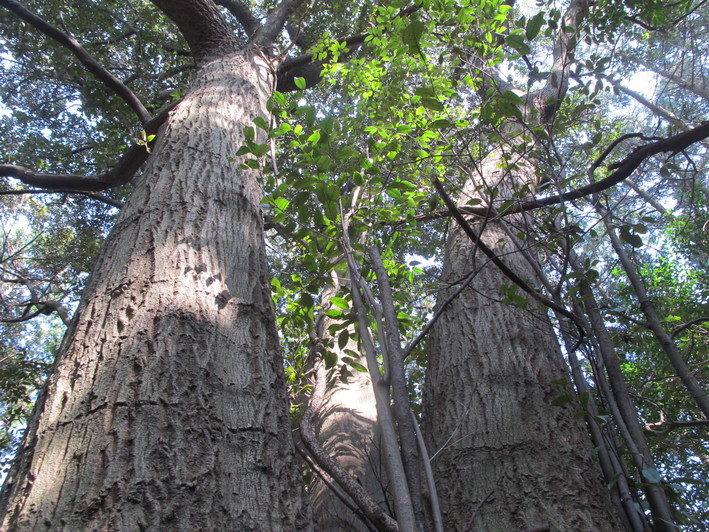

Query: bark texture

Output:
[423, 152, 623, 531]
[308, 279, 383, 531]
[309, 353, 382, 531]
[0, 51, 308, 531]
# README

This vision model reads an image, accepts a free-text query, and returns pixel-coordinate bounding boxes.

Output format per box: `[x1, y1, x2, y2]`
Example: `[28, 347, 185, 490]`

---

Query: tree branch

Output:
[671, 317, 709, 339]
[0, 102, 177, 192]
[401, 121, 709, 225]
[253, 0, 308, 48]
[215, 0, 260, 37]
[646, 418, 709, 435]
[0, 0, 151, 124]
[431, 177, 586, 345]
[0, 189, 125, 208]
[150, 0, 240, 62]
[275, 5, 420, 92]
[610, 79, 709, 150]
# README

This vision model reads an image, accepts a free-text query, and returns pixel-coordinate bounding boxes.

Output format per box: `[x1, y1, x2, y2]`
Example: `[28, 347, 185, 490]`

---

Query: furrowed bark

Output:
[0, 51, 309, 531]
[423, 151, 624, 531]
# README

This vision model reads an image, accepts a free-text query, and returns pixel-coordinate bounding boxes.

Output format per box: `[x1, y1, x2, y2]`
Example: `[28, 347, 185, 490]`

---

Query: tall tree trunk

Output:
[307, 276, 383, 531]
[308, 346, 383, 530]
[422, 150, 623, 531]
[0, 50, 309, 531]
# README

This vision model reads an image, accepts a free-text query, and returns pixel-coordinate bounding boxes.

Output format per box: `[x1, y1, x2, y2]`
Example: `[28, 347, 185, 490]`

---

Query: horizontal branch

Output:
[400, 121, 709, 225]
[0, 0, 150, 123]
[645, 418, 709, 435]
[276, 5, 420, 92]
[0, 189, 125, 208]
[0, 102, 177, 192]
[671, 317, 709, 338]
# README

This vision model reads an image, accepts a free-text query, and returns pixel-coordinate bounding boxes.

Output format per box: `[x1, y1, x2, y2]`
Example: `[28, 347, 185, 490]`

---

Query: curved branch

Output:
[215, 0, 260, 37]
[150, 0, 240, 62]
[0, 189, 125, 208]
[253, 0, 307, 48]
[401, 121, 709, 225]
[671, 317, 709, 339]
[275, 5, 420, 92]
[0, 102, 177, 192]
[0, 0, 150, 124]
[646, 418, 709, 435]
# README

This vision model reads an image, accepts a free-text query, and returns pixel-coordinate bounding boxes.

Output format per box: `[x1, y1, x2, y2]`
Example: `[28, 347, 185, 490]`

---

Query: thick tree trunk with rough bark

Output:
[423, 151, 623, 531]
[0, 50, 309, 531]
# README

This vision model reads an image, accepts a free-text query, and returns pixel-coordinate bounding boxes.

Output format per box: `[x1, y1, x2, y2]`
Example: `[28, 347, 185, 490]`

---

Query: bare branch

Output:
[630, 58, 709, 102]
[431, 177, 586, 345]
[610, 79, 709, 150]
[671, 317, 709, 339]
[0, 189, 125, 209]
[646, 418, 709, 435]
[0, 0, 150, 124]
[400, 121, 709, 226]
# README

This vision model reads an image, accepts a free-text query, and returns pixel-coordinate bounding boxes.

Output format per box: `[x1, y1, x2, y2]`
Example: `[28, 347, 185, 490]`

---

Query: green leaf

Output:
[337, 329, 349, 350]
[421, 98, 444, 111]
[324, 349, 338, 368]
[272, 91, 287, 106]
[505, 33, 530, 55]
[551, 395, 573, 406]
[402, 20, 425, 55]
[307, 130, 321, 144]
[348, 359, 367, 373]
[642, 468, 662, 484]
[254, 116, 269, 130]
[294, 77, 306, 90]
[244, 126, 255, 142]
[526, 13, 544, 41]
[619, 226, 643, 248]
[607, 472, 622, 489]
[330, 296, 349, 310]
[273, 197, 290, 211]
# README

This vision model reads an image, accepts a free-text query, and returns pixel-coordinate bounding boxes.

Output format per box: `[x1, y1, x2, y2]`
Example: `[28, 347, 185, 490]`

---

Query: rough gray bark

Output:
[423, 152, 623, 531]
[0, 51, 309, 531]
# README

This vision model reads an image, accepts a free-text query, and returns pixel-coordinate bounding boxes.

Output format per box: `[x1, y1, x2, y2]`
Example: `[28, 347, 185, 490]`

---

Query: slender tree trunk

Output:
[423, 150, 623, 531]
[0, 50, 309, 531]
